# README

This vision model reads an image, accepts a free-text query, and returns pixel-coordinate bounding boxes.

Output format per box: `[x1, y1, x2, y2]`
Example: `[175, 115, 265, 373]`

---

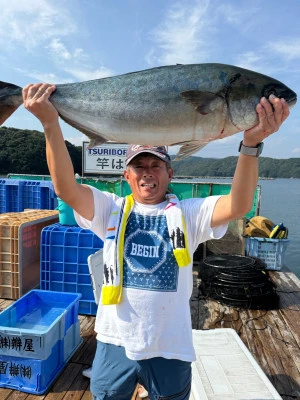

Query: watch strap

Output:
[239, 141, 263, 157]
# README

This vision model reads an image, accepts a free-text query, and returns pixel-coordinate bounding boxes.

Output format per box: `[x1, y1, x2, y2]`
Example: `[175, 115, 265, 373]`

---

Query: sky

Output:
[0, 0, 299, 159]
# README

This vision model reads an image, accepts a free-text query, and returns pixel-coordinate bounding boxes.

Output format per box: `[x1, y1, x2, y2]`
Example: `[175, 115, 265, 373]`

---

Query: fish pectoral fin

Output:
[180, 90, 225, 115]
[0, 81, 23, 125]
[87, 138, 106, 148]
[174, 141, 208, 161]
[0, 105, 21, 126]
[58, 112, 106, 146]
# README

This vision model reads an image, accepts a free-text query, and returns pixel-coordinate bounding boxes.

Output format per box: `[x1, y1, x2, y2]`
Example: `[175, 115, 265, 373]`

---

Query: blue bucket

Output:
[57, 198, 78, 226]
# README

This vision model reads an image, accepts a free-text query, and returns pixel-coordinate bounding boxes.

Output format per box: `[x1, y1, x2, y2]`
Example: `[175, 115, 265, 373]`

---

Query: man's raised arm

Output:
[23, 83, 94, 221]
[211, 95, 290, 227]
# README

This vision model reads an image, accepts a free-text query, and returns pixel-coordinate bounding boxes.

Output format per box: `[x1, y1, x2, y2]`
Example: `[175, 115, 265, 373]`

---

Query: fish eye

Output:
[263, 86, 278, 99]
[262, 83, 288, 100]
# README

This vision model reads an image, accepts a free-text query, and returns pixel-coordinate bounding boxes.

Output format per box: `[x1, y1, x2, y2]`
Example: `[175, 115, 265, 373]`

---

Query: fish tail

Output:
[0, 81, 23, 125]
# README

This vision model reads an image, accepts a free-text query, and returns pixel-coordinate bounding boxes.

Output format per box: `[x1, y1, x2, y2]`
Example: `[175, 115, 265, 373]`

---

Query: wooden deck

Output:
[190, 267, 300, 400]
[0, 268, 299, 399]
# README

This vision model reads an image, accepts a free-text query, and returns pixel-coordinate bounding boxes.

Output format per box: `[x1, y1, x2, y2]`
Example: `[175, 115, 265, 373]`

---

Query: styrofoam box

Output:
[87, 249, 104, 305]
[191, 329, 281, 400]
[0, 290, 81, 359]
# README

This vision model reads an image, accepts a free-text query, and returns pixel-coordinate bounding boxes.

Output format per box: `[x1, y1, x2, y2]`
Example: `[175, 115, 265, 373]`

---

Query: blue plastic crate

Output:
[0, 321, 82, 394]
[22, 181, 58, 210]
[245, 237, 289, 270]
[0, 179, 24, 213]
[40, 223, 103, 315]
[0, 180, 58, 213]
[0, 290, 81, 359]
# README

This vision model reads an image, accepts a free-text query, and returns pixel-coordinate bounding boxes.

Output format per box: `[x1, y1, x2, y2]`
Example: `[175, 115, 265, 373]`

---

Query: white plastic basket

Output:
[245, 237, 289, 270]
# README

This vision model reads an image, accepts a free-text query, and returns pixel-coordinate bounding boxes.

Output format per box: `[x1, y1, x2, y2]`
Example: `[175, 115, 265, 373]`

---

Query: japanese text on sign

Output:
[0, 336, 34, 352]
[0, 361, 32, 378]
[83, 143, 129, 175]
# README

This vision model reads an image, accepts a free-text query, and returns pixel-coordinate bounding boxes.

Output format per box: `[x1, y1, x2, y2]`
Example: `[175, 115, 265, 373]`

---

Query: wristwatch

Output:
[238, 141, 264, 157]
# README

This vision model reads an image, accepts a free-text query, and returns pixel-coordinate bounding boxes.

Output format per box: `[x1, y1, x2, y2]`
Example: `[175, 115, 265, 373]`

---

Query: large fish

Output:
[0, 63, 297, 159]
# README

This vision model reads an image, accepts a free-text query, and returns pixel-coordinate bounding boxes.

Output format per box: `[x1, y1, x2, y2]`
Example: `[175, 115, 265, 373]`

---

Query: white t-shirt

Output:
[75, 186, 227, 362]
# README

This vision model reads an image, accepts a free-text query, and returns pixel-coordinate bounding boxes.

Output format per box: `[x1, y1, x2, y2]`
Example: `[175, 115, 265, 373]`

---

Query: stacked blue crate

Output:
[0, 290, 82, 394]
[0, 179, 23, 213]
[41, 223, 103, 315]
[22, 180, 58, 210]
[0, 179, 58, 213]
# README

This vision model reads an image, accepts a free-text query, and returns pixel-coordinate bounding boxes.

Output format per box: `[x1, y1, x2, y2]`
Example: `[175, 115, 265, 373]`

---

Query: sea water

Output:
[185, 177, 300, 278]
[259, 178, 300, 278]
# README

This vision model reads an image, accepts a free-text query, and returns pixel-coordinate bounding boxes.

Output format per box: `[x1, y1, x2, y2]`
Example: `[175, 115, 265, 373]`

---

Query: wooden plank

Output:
[191, 269, 300, 399]
[24, 394, 46, 400]
[245, 308, 293, 396]
[59, 367, 90, 400]
[78, 315, 96, 335]
[269, 309, 300, 370]
[1, 392, 28, 400]
[43, 363, 84, 400]
[272, 271, 300, 351]
[0, 389, 13, 400]
[71, 333, 97, 365]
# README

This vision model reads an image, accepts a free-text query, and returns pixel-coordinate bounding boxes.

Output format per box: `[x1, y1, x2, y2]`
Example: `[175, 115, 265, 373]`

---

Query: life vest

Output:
[245, 216, 288, 239]
[244, 216, 274, 238]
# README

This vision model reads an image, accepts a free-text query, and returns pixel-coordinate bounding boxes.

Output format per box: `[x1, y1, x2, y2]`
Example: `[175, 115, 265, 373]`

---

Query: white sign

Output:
[83, 142, 129, 175]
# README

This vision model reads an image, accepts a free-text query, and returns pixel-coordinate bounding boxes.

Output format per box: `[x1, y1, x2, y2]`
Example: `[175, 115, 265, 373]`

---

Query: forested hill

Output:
[1, 126, 300, 178]
[171, 155, 300, 178]
[0, 127, 82, 175]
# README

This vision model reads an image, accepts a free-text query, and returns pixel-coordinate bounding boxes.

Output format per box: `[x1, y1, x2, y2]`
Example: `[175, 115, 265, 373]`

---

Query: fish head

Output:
[262, 82, 297, 108]
[225, 71, 297, 133]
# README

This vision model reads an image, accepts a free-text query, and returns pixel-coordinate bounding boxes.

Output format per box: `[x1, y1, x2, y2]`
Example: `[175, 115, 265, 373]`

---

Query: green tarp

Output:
[8, 174, 260, 219]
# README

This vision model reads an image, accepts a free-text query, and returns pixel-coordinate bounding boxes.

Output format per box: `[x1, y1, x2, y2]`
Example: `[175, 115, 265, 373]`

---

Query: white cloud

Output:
[64, 67, 115, 81]
[146, 0, 211, 65]
[0, 0, 76, 50]
[14, 67, 71, 84]
[15, 64, 115, 84]
[292, 147, 300, 155]
[236, 51, 264, 71]
[217, 4, 259, 27]
[47, 38, 86, 64]
[47, 38, 72, 61]
[267, 38, 300, 61]
[0, 1, 114, 85]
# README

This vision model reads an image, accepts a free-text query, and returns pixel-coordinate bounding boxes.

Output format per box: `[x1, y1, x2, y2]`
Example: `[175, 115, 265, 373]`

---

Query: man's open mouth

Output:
[141, 183, 156, 188]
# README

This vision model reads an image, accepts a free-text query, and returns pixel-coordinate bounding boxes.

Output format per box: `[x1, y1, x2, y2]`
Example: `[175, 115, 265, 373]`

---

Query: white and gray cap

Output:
[125, 145, 170, 166]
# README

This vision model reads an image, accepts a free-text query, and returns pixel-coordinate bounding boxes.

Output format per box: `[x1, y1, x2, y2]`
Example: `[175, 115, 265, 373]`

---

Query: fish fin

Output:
[0, 81, 23, 125]
[87, 138, 106, 148]
[58, 112, 107, 146]
[180, 90, 225, 115]
[174, 141, 208, 161]
[0, 105, 21, 125]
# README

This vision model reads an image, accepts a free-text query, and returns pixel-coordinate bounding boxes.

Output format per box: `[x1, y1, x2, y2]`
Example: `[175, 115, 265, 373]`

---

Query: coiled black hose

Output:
[198, 255, 279, 309]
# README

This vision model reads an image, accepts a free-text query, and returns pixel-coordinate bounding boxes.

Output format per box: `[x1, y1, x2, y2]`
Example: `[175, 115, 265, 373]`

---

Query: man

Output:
[23, 83, 289, 400]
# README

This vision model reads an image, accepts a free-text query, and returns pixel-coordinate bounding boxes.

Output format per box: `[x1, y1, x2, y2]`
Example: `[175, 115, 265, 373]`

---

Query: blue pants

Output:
[91, 340, 191, 400]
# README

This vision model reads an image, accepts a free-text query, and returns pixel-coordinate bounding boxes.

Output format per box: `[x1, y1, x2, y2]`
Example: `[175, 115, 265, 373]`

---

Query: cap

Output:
[125, 145, 171, 166]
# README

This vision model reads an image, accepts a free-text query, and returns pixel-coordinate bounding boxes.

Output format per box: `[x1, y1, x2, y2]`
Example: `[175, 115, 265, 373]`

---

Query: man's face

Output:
[124, 154, 173, 204]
